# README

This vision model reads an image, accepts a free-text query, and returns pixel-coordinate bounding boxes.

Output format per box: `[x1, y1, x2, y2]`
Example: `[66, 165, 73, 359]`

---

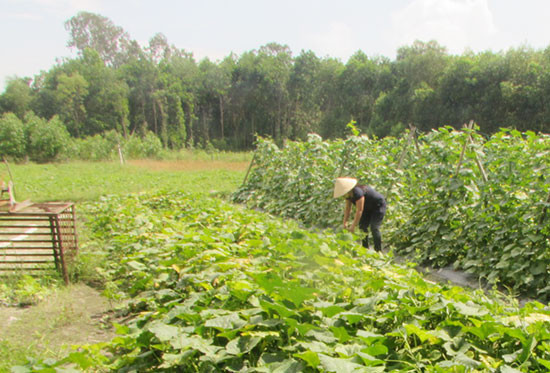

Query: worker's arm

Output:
[343, 199, 352, 229]
[349, 197, 364, 232]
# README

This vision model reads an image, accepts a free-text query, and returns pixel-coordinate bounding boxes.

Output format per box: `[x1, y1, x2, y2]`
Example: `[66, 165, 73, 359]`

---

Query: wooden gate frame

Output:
[0, 202, 78, 284]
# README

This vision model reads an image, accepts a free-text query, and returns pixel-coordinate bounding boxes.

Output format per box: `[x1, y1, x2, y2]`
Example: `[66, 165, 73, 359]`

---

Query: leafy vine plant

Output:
[234, 125, 550, 300]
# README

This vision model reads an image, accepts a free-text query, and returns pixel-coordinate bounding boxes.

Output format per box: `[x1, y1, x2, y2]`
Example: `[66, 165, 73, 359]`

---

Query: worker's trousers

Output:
[359, 204, 386, 251]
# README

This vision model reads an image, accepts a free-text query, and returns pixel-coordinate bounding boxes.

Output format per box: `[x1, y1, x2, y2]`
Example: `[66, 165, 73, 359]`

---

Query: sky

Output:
[2, 0, 550, 90]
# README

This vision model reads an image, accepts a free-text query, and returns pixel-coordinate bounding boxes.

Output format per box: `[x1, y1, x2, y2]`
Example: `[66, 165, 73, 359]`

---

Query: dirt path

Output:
[0, 283, 116, 364]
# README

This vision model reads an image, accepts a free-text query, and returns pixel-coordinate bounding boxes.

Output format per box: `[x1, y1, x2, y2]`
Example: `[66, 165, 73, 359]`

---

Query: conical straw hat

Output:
[333, 177, 357, 198]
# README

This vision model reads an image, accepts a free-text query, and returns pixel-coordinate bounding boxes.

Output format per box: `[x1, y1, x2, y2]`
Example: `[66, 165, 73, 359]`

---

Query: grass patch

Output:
[4, 159, 248, 202]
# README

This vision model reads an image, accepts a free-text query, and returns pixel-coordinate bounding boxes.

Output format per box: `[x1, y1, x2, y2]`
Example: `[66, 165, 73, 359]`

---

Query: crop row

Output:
[233, 127, 550, 300]
[14, 191, 550, 371]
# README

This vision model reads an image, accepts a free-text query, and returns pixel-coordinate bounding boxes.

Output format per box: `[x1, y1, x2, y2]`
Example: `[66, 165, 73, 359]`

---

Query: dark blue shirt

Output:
[347, 185, 386, 212]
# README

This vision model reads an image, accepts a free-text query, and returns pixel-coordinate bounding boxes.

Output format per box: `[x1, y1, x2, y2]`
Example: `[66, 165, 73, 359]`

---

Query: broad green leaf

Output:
[450, 301, 489, 317]
[251, 272, 284, 293]
[263, 358, 304, 372]
[340, 312, 365, 324]
[320, 305, 347, 318]
[363, 343, 388, 357]
[356, 330, 385, 342]
[330, 326, 352, 343]
[226, 336, 262, 355]
[126, 260, 147, 270]
[260, 299, 299, 318]
[306, 329, 338, 344]
[170, 335, 220, 356]
[228, 280, 255, 301]
[499, 365, 523, 373]
[294, 350, 320, 368]
[454, 353, 482, 368]
[404, 324, 442, 344]
[148, 322, 179, 342]
[537, 358, 550, 369]
[318, 353, 366, 372]
[204, 312, 246, 330]
[277, 284, 317, 308]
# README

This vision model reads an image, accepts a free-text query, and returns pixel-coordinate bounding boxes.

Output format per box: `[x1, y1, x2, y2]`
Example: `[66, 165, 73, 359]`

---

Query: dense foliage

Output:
[233, 127, 550, 300]
[13, 191, 550, 371]
[2, 12, 550, 156]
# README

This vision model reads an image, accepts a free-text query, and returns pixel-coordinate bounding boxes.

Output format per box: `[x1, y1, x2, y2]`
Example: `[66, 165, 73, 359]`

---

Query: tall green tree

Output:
[55, 72, 88, 137]
[0, 77, 33, 119]
[288, 50, 322, 139]
[65, 11, 131, 67]
[392, 40, 449, 130]
[257, 43, 293, 142]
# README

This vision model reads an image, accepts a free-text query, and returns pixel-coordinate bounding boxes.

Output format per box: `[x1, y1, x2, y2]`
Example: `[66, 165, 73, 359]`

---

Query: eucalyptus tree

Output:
[316, 57, 345, 138]
[121, 49, 159, 137]
[288, 50, 322, 140]
[256, 43, 293, 142]
[197, 58, 224, 145]
[195, 55, 233, 146]
[65, 11, 132, 68]
[228, 50, 263, 148]
[162, 50, 198, 147]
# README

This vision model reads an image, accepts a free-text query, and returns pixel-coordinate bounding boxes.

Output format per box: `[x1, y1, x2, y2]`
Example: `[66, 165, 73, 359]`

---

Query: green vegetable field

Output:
[10, 126, 550, 372]
[14, 191, 550, 372]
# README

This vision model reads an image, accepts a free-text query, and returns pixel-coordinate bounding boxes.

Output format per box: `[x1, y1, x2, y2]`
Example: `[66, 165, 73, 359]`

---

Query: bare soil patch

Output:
[128, 159, 250, 172]
[0, 283, 116, 360]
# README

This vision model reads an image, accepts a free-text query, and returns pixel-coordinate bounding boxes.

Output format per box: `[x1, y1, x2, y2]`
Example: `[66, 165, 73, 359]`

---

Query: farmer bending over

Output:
[334, 177, 386, 251]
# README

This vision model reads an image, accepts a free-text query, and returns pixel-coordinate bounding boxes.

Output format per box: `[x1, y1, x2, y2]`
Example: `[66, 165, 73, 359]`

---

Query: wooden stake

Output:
[118, 143, 125, 165]
[455, 120, 474, 178]
[242, 151, 257, 186]
[467, 131, 489, 183]
[3, 158, 15, 200]
[337, 148, 350, 177]
[397, 126, 415, 170]
[539, 190, 550, 225]
[410, 124, 422, 156]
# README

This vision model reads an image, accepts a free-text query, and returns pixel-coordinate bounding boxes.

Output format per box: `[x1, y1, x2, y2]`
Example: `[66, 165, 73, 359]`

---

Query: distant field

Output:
[128, 159, 250, 172]
[4, 159, 250, 203]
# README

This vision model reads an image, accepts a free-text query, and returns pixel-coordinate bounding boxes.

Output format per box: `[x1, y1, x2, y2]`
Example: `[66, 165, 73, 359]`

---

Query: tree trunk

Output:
[219, 95, 225, 139]
[152, 97, 158, 135]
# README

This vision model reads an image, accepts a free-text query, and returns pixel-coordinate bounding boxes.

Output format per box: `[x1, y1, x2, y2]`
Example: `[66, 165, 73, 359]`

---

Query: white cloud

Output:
[306, 22, 356, 60]
[392, 0, 497, 53]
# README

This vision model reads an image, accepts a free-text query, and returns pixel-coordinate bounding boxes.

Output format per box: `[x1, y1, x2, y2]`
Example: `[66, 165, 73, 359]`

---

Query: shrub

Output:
[74, 134, 114, 161]
[123, 131, 162, 159]
[0, 113, 26, 160]
[27, 115, 71, 163]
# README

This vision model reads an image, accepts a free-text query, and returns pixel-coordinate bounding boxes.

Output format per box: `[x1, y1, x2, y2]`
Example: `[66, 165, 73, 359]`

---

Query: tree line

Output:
[1, 11, 550, 154]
